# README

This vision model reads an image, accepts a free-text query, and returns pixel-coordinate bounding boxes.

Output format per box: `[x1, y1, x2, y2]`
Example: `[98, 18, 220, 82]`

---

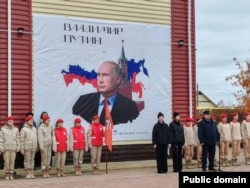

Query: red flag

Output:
[104, 98, 113, 152]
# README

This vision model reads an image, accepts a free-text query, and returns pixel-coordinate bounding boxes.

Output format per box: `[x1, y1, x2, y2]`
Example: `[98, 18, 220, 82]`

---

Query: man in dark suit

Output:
[198, 110, 220, 172]
[72, 61, 139, 125]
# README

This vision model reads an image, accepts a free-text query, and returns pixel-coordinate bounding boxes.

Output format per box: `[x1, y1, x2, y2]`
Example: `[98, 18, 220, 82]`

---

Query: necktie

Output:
[100, 98, 110, 125]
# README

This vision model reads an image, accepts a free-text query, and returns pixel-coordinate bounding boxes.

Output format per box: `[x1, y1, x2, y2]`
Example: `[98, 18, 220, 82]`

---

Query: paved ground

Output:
[0, 148, 249, 188]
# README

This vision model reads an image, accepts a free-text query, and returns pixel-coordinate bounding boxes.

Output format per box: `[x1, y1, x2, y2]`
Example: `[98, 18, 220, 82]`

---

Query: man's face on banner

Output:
[97, 62, 121, 97]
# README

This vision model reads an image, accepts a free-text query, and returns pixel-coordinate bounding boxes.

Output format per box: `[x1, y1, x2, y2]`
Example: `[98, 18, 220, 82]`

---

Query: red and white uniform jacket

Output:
[52, 127, 69, 152]
[87, 123, 104, 147]
[69, 126, 87, 151]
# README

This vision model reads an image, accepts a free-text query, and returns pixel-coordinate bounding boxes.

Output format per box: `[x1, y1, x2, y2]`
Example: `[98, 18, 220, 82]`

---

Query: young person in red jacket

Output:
[69, 118, 88, 175]
[87, 115, 104, 175]
[52, 119, 69, 177]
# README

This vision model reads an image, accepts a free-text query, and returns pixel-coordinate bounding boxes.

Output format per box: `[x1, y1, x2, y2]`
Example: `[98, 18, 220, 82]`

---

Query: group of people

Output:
[152, 112, 185, 173]
[0, 112, 105, 180]
[152, 110, 250, 173]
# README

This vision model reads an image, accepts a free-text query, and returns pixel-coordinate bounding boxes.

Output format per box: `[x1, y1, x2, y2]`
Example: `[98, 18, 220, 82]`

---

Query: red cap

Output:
[245, 112, 250, 117]
[185, 117, 193, 122]
[25, 115, 33, 122]
[56, 119, 64, 124]
[42, 115, 50, 122]
[74, 118, 81, 123]
[92, 115, 100, 120]
[232, 112, 238, 117]
[220, 113, 227, 119]
[6, 116, 14, 121]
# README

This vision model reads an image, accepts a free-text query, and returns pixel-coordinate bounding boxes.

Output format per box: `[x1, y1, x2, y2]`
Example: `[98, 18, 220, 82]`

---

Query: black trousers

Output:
[201, 144, 216, 169]
[171, 144, 183, 172]
[155, 144, 168, 173]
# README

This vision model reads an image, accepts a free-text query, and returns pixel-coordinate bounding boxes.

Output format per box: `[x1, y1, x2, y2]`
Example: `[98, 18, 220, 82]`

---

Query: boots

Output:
[221, 159, 226, 167]
[78, 167, 82, 175]
[185, 160, 189, 169]
[60, 169, 66, 177]
[9, 172, 14, 180]
[197, 160, 202, 168]
[214, 160, 219, 167]
[57, 169, 61, 177]
[224, 159, 231, 166]
[30, 169, 35, 179]
[232, 159, 240, 166]
[42, 170, 47, 178]
[92, 167, 98, 175]
[96, 167, 101, 174]
[186, 160, 192, 169]
[26, 169, 31, 179]
[75, 167, 79, 175]
[5, 172, 10, 180]
[245, 158, 250, 165]
[46, 169, 51, 178]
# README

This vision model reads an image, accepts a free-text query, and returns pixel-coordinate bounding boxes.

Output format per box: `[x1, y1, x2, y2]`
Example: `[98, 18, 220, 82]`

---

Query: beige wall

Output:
[32, 0, 171, 25]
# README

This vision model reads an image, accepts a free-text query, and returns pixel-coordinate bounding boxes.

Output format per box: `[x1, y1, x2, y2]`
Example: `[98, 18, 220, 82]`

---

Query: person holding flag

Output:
[87, 115, 104, 175]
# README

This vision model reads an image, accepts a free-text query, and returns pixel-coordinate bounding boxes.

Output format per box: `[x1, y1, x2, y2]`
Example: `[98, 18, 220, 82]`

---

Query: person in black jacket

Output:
[198, 110, 220, 171]
[169, 112, 185, 173]
[152, 112, 171, 174]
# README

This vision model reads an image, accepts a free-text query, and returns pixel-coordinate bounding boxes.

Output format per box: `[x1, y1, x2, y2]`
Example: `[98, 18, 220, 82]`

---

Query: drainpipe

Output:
[188, 0, 192, 117]
[7, 0, 12, 116]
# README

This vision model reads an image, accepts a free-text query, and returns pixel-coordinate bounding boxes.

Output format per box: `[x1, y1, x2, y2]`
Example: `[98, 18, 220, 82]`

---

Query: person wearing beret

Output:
[169, 112, 185, 173]
[217, 113, 232, 167]
[240, 112, 250, 165]
[38, 115, 53, 177]
[0, 116, 20, 180]
[152, 112, 171, 174]
[38, 111, 49, 126]
[230, 112, 241, 166]
[87, 115, 104, 174]
[21, 112, 37, 128]
[52, 119, 69, 177]
[183, 117, 195, 169]
[69, 118, 88, 176]
[20, 115, 38, 179]
[193, 116, 202, 168]
[198, 110, 220, 171]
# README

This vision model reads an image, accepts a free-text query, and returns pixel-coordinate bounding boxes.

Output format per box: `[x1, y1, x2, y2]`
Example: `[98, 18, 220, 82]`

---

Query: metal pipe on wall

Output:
[188, 0, 192, 117]
[7, 0, 12, 116]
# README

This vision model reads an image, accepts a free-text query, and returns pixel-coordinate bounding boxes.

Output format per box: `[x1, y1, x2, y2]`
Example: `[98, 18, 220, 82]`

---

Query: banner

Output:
[33, 14, 171, 141]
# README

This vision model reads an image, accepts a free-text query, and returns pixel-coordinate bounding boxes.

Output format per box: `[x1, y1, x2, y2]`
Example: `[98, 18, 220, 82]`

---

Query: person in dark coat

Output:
[152, 112, 171, 174]
[169, 112, 185, 173]
[198, 110, 220, 171]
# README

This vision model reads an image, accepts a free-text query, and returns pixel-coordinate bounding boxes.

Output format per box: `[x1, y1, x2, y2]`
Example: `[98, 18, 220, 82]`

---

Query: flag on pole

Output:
[104, 98, 114, 152]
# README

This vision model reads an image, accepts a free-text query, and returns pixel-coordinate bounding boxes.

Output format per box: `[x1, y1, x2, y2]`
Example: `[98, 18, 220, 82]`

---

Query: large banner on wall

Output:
[33, 14, 171, 141]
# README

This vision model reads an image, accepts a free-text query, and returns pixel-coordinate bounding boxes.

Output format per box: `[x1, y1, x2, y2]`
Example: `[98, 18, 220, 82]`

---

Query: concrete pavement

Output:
[0, 148, 250, 188]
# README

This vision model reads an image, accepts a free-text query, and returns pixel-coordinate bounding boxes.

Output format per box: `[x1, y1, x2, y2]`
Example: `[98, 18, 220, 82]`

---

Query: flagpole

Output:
[105, 143, 108, 174]
[104, 97, 113, 174]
